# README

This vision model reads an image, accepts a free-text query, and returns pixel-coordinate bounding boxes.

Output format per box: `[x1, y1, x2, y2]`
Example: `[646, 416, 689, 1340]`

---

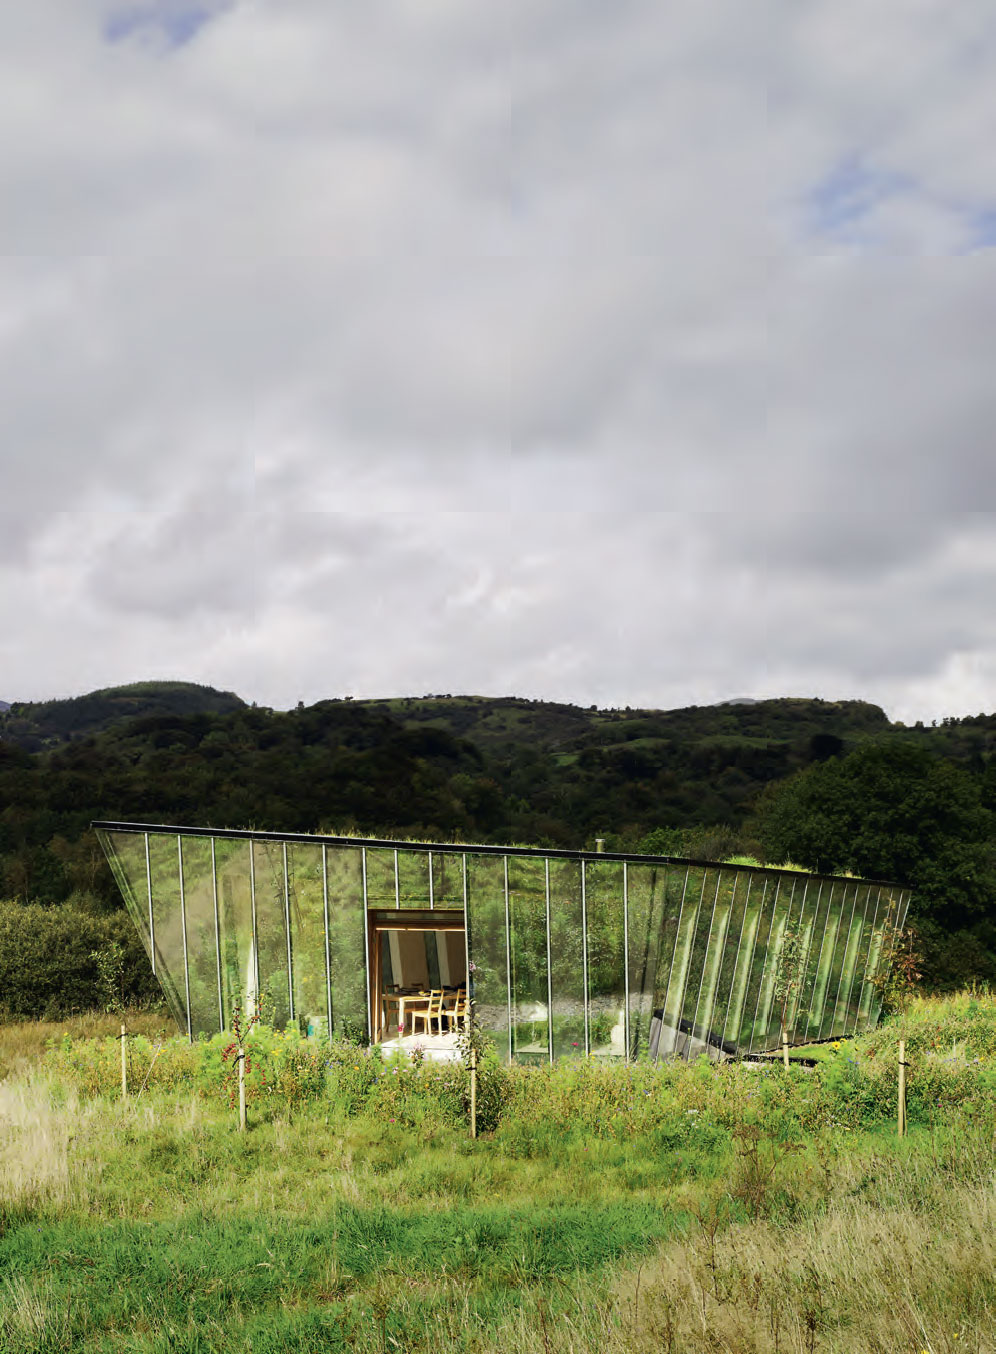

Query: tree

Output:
[750, 743, 996, 987]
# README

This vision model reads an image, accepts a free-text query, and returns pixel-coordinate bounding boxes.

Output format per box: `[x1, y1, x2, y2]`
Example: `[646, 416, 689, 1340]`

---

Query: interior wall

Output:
[394, 930, 429, 989]
[440, 932, 466, 986]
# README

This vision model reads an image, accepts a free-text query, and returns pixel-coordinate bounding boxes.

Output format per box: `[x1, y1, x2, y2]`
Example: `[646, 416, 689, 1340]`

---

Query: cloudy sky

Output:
[2, 1, 995, 723]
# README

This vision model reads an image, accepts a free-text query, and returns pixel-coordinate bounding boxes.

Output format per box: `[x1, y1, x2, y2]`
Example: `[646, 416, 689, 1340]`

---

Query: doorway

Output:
[367, 909, 467, 1058]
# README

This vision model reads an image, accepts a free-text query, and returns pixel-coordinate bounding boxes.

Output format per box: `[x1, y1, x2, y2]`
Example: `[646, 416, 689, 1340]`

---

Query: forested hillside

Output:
[0, 681, 245, 751]
[0, 683, 994, 1003]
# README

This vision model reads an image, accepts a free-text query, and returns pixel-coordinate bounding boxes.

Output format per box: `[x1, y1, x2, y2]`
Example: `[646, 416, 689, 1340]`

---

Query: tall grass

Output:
[1, 993, 995, 1351]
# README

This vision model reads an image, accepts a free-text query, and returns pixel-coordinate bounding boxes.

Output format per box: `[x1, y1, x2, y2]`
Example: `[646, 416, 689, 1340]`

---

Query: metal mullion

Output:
[828, 882, 860, 1038]
[248, 840, 259, 1009]
[503, 856, 512, 1064]
[283, 841, 294, 1024]
[746, 877, 781, 1057]
[655, 865, 691, 1064]
[718, 874, 751, 1046]
[394, 849, 400, 909]
[177, 836, 192, 1041]
[791, 880, 825, 1040]
[545, 858, 554, 1065]
[698, 871, 740, 1053]
[322, 847, 333, 1039]
[362, 848, 372, 1043]
[144, 832, 156, 977]
[622, 861, 630, 1063]
[690, 870, 723, 1043]
[581, 861, 591, 1056]
[212, 838, 223, 1033]
[428, 851, 434, 910]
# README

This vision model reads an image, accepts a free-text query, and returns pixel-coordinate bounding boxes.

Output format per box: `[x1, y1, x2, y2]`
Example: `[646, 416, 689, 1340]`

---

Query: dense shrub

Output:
[0, 899, 159, 1019]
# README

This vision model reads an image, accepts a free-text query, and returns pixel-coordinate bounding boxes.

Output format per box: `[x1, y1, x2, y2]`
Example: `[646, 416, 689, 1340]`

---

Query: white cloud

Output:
[1, 1, 995, 724]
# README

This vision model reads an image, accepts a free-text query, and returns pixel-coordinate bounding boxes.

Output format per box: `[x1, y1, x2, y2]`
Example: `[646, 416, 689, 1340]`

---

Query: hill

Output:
[0, 681, 246, 751]
[0, 685, 993, 991]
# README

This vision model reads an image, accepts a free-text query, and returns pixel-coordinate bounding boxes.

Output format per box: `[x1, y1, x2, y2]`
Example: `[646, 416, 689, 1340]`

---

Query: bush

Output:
[0, 900, 159, 1020]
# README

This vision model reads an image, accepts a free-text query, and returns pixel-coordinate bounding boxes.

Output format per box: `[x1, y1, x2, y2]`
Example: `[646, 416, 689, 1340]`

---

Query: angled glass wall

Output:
[95, 823, 910, 1061]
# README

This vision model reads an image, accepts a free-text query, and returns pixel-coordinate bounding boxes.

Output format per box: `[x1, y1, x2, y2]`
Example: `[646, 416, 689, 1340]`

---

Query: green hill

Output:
[0, 681, 246, 751]
[0, 686, 993, 995]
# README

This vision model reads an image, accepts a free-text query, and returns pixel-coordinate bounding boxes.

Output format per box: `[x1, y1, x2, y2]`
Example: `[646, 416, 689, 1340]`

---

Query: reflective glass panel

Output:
[710, 872, 749, 1052]
[585, 861, 626, 1061]
[431, 852, 464, 908]
[657, 866, 707, 1058]
[779, 871, 817, 1039]
[98, 830, 152, 959]
[397, 851, 432, 908]
[721, 874, 764, 1050]
[842, 885, 878, 1037]
[326, 845, 367, 1040]
[828, 885, 868, 1038]
[739, 875, 779, 1051]
[791, 880, 830, 1043]
[755, 878, 798, 1052]
[625, 863, 669, 1059]
[214, 838, 254, 1025]
[365, 848, 398, 909]
[147, 834, 187, 1032]
[179, 835, 222, 1035]
[549, 860, 584, 1059]
[817, 882, 859, 1041]
[287, 843, 328, 1036]
[465, 855, 509, 1058]
[252, 841, 292, 1026]
[690, 869, 738, 1054]
[509, 856, 550, 1062]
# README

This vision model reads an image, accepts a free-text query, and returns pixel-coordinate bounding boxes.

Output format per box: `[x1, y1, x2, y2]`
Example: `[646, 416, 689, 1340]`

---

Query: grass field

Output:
[1, 995, 995, 1352]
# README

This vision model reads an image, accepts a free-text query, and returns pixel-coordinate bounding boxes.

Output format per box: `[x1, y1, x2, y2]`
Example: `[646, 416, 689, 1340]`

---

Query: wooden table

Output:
[381, 992, 433, 1039]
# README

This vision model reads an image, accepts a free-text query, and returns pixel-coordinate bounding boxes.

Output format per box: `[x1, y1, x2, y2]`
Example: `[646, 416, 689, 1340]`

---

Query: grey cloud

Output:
[1, 2, 996, 724]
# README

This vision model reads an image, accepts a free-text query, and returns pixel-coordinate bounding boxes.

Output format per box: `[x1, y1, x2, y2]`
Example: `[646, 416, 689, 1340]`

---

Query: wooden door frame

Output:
[367, 909, 466, 1043]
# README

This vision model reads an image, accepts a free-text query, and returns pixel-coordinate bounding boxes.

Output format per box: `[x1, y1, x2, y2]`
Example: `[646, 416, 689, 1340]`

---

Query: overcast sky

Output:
[2, 2, 995, 724]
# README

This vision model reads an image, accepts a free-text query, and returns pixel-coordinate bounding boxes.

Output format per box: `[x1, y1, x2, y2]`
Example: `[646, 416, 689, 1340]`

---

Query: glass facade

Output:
[95, 823, 910, 1060]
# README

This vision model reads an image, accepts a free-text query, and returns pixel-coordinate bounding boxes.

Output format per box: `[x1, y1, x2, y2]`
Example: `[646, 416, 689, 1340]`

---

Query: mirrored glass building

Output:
[94, 821, 910, 1061]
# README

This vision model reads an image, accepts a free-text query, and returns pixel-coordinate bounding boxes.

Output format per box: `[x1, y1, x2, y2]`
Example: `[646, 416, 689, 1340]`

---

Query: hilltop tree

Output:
[750, 742, 996, 986]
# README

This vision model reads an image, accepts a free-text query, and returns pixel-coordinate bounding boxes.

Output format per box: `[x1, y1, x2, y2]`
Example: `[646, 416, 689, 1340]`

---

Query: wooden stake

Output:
[238, 1049, 247, 1132]
[120, 1024, 127, 1101]
[781, 1026, 790, 1071]
[470, 1045, 478, 1140]
[898, 1039, 907, 1138]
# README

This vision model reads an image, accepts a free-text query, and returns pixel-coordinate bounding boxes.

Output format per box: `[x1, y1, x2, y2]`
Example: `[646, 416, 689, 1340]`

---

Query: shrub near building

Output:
[0, 898, 159, 1020]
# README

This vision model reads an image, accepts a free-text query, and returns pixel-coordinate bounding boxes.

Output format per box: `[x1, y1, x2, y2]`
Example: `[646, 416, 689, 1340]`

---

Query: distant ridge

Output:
[0, 700, 10, 712]
[0, 681, 246, 750]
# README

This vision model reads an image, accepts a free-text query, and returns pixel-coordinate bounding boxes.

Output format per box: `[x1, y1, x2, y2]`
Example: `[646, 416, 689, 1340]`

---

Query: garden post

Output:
[121, 1024, 127, 1101]
[238, 1048, 247, 1132]
[898, 1039, 907, 1137]
[470, 1045, 478, 1140]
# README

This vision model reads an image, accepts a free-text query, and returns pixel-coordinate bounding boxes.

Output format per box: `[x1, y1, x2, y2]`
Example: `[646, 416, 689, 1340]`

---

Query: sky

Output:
[2, 1, 995, 724]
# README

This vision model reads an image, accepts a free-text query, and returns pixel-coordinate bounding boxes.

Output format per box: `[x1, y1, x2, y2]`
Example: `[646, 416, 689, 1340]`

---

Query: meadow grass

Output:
[1, 994, 995, 1352]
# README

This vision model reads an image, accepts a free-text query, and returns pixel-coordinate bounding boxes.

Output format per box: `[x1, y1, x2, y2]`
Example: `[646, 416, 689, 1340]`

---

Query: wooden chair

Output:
[444, 988, 468, 1033]
[411, 990, 444, 1037]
